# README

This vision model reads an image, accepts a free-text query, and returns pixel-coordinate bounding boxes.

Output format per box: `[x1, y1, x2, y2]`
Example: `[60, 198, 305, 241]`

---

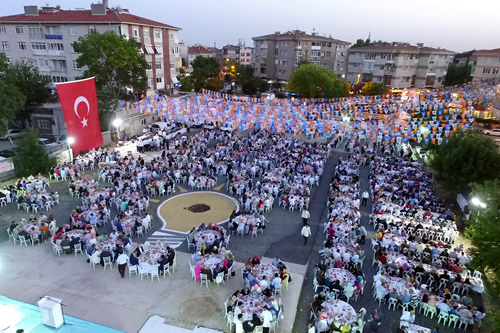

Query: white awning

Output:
[155, 45, 163, 54]
[145, 45, 154, 54]
[171, 76, 179, 84]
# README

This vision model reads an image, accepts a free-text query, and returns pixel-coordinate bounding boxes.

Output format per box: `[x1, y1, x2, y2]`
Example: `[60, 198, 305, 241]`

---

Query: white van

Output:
[151, 122, 174, 132]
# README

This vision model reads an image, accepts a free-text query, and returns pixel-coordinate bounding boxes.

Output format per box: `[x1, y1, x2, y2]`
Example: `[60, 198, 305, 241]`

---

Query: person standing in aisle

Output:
[301, 223, 312, 245]
[362, 190, 369, 206]
[301, 207, 310, 226]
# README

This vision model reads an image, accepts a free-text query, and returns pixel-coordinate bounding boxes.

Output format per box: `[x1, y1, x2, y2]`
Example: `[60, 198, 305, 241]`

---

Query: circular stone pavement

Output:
[157, 192, 239, 233]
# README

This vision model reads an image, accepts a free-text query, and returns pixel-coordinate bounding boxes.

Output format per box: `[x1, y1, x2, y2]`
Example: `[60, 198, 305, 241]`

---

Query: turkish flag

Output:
[56, 78, 103, 154]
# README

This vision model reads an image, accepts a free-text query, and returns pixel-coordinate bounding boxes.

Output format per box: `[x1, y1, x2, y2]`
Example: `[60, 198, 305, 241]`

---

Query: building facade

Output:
[346, 43, 454, 89]
[187, 44, 213, 72]
[252, 30, 350, 82]
[0, 2, 181, 93]
[471, 49, 500, 82]
[239, 47, 253, 65]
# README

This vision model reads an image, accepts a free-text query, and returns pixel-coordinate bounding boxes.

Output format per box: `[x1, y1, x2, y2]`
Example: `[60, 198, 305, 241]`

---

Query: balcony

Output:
[47, 50, 65, 57]
[295, 45, 302, 50]
[311, 45, 321, 50]
[45, 34, 62, 40]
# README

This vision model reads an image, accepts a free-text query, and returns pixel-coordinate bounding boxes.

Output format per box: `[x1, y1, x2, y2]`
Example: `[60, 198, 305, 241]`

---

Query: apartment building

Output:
[252, 30, 350, 82]
[222, 45, 240, 62]
[346, 43, 454, 89]
[471, 48, 500, 82]
[187, 44, 213, 72]
[239, 47, 253, 66]
[0, 1, 181, 93]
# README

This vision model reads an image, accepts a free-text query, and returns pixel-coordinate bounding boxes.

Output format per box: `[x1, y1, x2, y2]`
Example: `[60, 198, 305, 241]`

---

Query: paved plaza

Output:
[0, 136, 485, 333]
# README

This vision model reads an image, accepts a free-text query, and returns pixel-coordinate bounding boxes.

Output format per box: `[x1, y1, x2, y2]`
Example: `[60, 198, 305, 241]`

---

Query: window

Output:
[29, 26, 44, 39]
[18, 42, 26, 50]
[51, 76, 68, 83]
[311, 51, 321, 57]
[156, 77, 162, 83]
[38, 119, 50, 129]
[365, 53, 376, 60]
[112, 26, 121, 35]
[311, 60, 320, 65]
[155, 61, 162, 69]
[88, 26, 97, 34]
[311, 41, 321, 46]
[31, 42, 46, 50]
[155, 30, 161, 39]
[1, 41, 9, 50]
[49, 26, 61, 35]
[170, 62, 175, 69]
[483, 68, 491, 74]
[147, 61, 152, 70]
[72, 60, 79, 69]
[15, 25, 23, 34]
[169, 33, 174, 39]
[68, 26, 77, 35]
[133, 28, 139, 37]
[48, 43, 64, 51]
[0, 25, 5, 34]
[428, 66, 437, 73]
[37, 58, 49, 67]
[429, 55, 438, 65]
[493, 68, 499, 75]
[170, 47, 174, 55]
[144, 29, 150, 38]
[486, 57, 494, 63]
[326, 51, 332, 57]
[147, 77, 153, 86]
[280, 50, 288, 57]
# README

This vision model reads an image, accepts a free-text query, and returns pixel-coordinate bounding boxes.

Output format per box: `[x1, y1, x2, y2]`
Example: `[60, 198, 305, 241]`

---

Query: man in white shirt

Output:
[116, 252, 128, 278]
[361, 190, 369, 206]
[271, 273, 282, 291]
[301, 223, 312, 245]
[400, 310, 415, 323]
[109, 231, 119, 242]
[261, 306, 273, 333]
[301, 208, 310, 226]
[260, 277, 269, 291]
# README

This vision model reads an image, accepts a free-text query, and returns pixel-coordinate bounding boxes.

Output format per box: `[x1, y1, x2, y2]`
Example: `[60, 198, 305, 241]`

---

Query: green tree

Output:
[10, 60, 51, 121]
[444, 63, 472, 86]
[191, 56, 221, 91]
[430, 129, 500, 194]
[466, 179, 500, 275]
[13, 128, 56, 177]
[179, 76, 194, 92]
[73, 31, 148, 129]
[296, 57, 311, 67]
[342, 81, 351, 96]
[205, 77, 223, 91]
[0, 54, 26, 135]
[285, 64, 344, 98]
[361, 81, 386, 96]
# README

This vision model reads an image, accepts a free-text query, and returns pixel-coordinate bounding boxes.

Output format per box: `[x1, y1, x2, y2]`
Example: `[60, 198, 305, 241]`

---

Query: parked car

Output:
[0, 129, 25, 140]
[38, 138, 58, 147]
[482, 128, 500, 136]
[221, 122, 234, 132]
[151, 121, 175, 132]
[203, 122, 216, 130]
[0, 147, 20, 158]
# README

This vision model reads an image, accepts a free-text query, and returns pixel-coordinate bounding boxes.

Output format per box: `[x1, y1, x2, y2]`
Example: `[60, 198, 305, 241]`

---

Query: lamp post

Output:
[113, 118, 123, 140]
[471, 197, 486, 209]
[67, 137, 75, 162]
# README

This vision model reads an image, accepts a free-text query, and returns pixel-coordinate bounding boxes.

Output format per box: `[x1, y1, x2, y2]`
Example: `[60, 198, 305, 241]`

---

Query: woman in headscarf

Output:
[353, 279, 361, 292]
[344, 282, 354, 298]
[369, 307, 383, 332]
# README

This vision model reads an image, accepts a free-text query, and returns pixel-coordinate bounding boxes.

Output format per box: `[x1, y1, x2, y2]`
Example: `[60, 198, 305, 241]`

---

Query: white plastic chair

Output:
[200, 273, 210, 288]
[18, 235, 30, 247]
[136, 226, 144, 238]
[215, 274, 224, 287]
[74, 243, 83, 256]
[128, 263, 138, 277]
[0, 197, 7, 207]
[138, 266, 149, 280]
[150, 265, 160, 282]
[103, 256, 113, 270]
[7, 228, 16, 245]
[161, 263, 171, 278]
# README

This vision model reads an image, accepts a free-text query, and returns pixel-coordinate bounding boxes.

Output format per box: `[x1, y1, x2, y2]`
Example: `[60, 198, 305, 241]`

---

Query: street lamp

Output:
[113, 118, 123, 140]
[471, 197, 487, 209]
[67, 137, 75, 162]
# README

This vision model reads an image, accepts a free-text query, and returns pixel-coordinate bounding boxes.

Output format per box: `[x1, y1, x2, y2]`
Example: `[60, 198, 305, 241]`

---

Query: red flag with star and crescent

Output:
[56, 77, 103, 154]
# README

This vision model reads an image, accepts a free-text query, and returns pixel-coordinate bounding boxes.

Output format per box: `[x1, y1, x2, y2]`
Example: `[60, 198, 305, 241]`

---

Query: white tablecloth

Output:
[320, 298, 357, 325]
[251, 264, 279, 282]
[400, 321, 431, 333]
[326, 268, 356, 286]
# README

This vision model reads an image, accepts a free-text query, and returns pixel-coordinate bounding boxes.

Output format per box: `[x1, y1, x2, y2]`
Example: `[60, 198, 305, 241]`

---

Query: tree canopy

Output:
[9, 60, 51, 121]
[73, 31, 148, 128]
[361, 81, 386, 96]
[466, 179, 500, 275]
[13, 128, 56, 177]
[234, 63, 268, 96]
[444, 63, 472, 86]
[352, 38, 390, 48]
[285, 64, 344, 98]
[430, 129, 500, 194]
[0, 54, 26, 135]
[191, 56, 221, 91]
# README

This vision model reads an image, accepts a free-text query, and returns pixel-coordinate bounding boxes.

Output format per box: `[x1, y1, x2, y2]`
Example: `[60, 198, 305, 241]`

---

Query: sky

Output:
[3, 0, 500, 52]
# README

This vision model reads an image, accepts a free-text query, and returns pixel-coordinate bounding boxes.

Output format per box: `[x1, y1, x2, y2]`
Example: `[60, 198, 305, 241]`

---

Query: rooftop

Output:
[188, 45, 212, 55]
[474, 48, 500, 56]
[253, 30, 350, 44]
[350, 43, 454, 54]
[0, 7, 180, 30]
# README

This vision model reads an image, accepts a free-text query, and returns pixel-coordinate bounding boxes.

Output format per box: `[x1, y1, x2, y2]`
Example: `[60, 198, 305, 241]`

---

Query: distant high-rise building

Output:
[252, 30, 350, 82]
[346, 43, 454, 89]
[0, 2, 181, 93]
